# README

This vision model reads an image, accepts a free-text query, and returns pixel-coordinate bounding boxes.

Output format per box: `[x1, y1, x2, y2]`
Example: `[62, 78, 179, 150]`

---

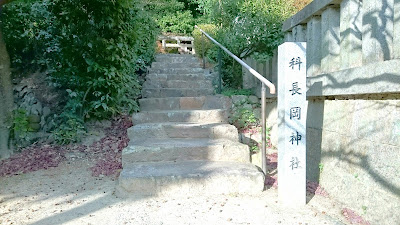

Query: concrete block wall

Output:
[241, 0, 400, 224]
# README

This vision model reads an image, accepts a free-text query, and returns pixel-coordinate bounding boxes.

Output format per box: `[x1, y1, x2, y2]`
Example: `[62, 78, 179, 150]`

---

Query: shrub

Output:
[159, 10, 195, 34]
[230, 107, 259, 130]
[192, 24, 217, 58]
[1, 0, 55, 72]
[2, 0, 159, 145]
[193, 0, 299, 89]
[9, 108, 32, 147]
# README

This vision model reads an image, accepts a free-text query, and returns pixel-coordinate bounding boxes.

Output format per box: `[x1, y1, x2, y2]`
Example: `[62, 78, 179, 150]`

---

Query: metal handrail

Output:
[195, 25, 276, 175]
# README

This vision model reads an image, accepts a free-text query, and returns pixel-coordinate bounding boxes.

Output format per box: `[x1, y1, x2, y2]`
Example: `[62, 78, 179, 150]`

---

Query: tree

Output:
[0, 0, 14, 159]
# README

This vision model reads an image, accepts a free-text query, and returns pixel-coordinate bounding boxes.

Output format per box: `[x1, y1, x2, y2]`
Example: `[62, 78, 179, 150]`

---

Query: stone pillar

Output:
[278, 42, 307, 207]
[307, 16, 322, 76]
[256, 60, 264, 86]
[340, 0, 363, 69]
[321, 7, 341, 73]
[271, 49, 278, 85]
[292, 25, 307, 42]
[243, 58, 252, 89]
[284, 32, 293, 42]
[243, 58, 258, 89]
[362, 0, 394, 64]
[394, 0, 400, 58]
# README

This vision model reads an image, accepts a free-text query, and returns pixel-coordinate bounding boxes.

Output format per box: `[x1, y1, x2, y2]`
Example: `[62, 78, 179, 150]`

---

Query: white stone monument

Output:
[277, 42, 307, 207]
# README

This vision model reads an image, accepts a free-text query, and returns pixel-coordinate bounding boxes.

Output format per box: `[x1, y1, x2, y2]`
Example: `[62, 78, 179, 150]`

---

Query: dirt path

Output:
[0, 155, 350, 225]
[0, 116, 352, 225]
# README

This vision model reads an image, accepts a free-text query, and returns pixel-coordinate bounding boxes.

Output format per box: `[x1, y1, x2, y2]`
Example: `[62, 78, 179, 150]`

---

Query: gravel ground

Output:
[0, 157, 349, 225]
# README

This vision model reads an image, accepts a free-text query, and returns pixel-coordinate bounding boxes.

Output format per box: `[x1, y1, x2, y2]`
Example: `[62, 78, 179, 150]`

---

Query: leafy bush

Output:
[1, 0, 55, 72]
[143, 0, 196, 35]
[222, 88, 252, 97]
[52, 113, 86, 145]
[2, 0, 159, 145]
[230, 107, 259, 130]
[159, 11, 195, 34]
[9, 109, 32, 145]
[47, 0, 155, 119]
[192, 24, 217, 58]
[192, 0, 299, 89]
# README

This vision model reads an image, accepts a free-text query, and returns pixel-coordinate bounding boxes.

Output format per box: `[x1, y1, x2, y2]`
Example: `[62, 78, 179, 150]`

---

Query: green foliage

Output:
[230, 107, 258, 130]
[51, 113, 86, 145]
[192, 24, 217, 58]
[362, 206, 368, 214]
[2, 0, 159, 144]
[10, 109, 32, 143]
[319, 163, 324, 174]
[251, 145, 259, 153]
[47, 0, 151, 119]
[221, 88, 252, 97]
[159, 11, 195, 34]
[143, 0, 196, 34]
[192, 0, 298, 89]
[0, 0, 55, 72]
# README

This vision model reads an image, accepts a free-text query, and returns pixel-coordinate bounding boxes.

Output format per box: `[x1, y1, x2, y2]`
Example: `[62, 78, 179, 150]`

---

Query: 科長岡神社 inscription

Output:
[278, 42, 307, 207]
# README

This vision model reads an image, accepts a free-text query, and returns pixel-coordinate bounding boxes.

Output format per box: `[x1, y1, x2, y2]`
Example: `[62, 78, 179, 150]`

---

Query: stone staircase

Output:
[116, 54, 264, 197]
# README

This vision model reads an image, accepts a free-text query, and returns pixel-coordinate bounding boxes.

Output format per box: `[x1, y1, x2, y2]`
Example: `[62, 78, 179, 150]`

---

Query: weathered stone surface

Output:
[117, 161, 264, 197]
[128, 122, 239, 141]
[307, 59, 400, 96]
[42, 107, 51, 119]
[148, 67, 204, 74]
[248, 96, 259, 104]
[242, 104, 253, 110]
[142, 88, 214, 98]
[119, 54, 264, 198]
[179, 96, 205, 109]
[30, 102, 43, 115]
[306, 16, 322, 77]
[292, 25, 306, 42]
[339, 0, 362, 70]
[231, 95, 248, 105]
[151, 62, 201, 69]
[122, 138, 250, 166]
[321, 7, 340, 73]
[133, 109, 228, 124]
[155, 54, 199, 63]
[29, 123, 41, 131]
[139, 96, 231, 111]
[28, 115, 41, 123]
[362, 0, 394, 64]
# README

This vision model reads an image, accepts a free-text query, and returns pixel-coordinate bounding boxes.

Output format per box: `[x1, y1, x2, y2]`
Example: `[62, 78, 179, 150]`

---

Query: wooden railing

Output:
[158, 35, 195, 54]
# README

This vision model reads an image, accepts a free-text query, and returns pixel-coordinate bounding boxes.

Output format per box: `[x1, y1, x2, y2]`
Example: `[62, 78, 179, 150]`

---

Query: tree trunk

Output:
[0, 25, 14, 159]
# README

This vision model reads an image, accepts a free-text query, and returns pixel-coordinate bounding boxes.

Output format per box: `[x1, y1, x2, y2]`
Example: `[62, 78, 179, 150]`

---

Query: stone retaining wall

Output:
[241, 0, 400, 224]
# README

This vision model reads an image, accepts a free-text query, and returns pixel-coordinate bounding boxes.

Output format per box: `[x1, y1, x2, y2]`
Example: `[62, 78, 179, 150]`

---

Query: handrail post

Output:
[261, 83, 267, 175]
[202, 33, 205, 69]
[218, 48, 222, 94]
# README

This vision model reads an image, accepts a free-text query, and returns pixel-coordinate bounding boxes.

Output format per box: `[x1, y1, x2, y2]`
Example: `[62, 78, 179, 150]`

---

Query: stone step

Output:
[151, 62, 201, 69]
[128, 123, 239, 142]
[143, 79, 212, 89]
[132, 109, 228, 124]
[122, 138, 249, 166]
[148, 67, 204, 74]
[155, 54, 199, 63]
[116, 160, 265, 197]
[142, 88, 214, 98]
[146, 73, 214, 82]
[139, 96, 231, 111]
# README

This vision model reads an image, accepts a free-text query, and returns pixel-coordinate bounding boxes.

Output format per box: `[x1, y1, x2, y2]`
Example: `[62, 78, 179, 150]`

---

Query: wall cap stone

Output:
[282, 0, 342, 32]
